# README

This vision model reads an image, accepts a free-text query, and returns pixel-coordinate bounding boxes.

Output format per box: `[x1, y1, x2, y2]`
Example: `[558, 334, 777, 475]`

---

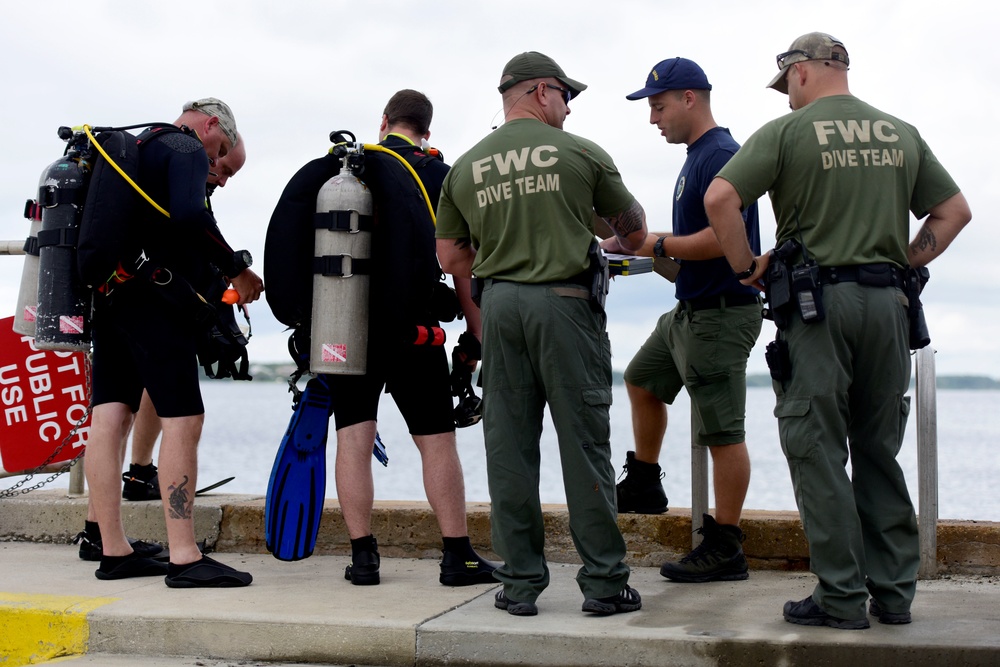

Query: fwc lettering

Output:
[472, 145, 561, 208]
[813, 119, 905, 171]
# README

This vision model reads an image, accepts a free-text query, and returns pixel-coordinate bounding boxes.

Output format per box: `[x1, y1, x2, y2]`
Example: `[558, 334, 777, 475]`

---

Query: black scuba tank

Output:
[34, 136, 93, 352]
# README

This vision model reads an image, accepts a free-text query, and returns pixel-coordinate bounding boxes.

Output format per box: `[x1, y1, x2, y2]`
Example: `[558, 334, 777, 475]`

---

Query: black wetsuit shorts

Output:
[326, 338, 453, 436]
[90, 289, 205, 418]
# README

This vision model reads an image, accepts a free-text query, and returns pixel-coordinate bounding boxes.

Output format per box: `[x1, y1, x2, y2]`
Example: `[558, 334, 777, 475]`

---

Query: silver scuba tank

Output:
[12, 170, 45, 336]
[309, 146, 373, 375]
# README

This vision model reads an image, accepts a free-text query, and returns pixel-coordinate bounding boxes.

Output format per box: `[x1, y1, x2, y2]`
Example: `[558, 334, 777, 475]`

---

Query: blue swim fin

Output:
[265, 376, 333, 561]
[373, 431, 388, 467]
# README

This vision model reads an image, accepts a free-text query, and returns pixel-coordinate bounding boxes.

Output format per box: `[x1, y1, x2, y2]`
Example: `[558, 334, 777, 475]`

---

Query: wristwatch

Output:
[233, 249, 253, 274]
[734, 258, 757, 280]
[653, 236, 667, 258]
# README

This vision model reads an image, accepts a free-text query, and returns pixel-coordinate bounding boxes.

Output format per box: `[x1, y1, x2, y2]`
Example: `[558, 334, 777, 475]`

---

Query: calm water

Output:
[6, 382, 999, 523]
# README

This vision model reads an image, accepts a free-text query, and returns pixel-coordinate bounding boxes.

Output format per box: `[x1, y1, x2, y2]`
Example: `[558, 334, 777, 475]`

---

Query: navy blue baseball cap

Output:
[625, 58, 712, 100]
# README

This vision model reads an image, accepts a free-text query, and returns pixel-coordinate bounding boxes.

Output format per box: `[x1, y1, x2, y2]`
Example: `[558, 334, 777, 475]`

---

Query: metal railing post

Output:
[3, 238, 86, 498]
[691, 410, 709, 547]
[915, 346, 939, 578]
[68, 459, 86, 497]
[1, 240, 26, 255]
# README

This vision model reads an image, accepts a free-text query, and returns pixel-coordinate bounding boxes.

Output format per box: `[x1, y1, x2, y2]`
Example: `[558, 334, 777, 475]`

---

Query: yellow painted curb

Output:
[0, 593, 117, 666]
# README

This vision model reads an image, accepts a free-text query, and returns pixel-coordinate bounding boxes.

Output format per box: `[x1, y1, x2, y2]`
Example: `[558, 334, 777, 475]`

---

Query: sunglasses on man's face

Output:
[546, 83, 572, 105]
[527, 82, 572, 105]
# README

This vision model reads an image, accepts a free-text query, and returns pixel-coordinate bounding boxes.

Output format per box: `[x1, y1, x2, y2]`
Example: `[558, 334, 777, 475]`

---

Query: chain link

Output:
[0, 351, 92, 498]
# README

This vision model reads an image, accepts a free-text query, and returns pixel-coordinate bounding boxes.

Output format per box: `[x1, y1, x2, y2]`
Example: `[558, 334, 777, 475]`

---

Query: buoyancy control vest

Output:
[77, 125, 181, 291]
[28, 124, 174, 350]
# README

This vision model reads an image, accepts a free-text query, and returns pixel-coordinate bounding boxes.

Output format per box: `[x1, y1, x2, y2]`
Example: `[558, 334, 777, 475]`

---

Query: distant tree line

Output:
[224, 364, 1000, 390]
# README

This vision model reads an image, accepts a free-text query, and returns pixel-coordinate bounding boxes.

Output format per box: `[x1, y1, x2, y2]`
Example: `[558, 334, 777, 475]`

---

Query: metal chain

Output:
[0, 351, 93, 498]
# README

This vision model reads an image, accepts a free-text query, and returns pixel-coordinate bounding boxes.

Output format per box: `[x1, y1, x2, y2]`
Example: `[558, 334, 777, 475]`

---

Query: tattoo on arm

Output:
[604, 201, 645, 239]
[454, 237, 472, 250]
[910, 227, 938, 256]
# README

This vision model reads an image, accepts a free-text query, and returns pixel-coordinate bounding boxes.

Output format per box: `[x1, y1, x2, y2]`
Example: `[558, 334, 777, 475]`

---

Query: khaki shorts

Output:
[624, 298, 762, 446]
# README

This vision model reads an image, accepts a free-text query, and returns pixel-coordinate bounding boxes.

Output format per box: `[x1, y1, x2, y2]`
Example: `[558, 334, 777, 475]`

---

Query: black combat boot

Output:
[122, 463, 160, 501]
[615, 451, 668, 514]
[659, 513, 749, 582]
[345, 534, 380, 585]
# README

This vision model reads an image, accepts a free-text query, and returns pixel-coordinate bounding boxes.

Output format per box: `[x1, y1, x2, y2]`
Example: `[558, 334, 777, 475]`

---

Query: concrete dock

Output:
[2, 491, 999, 666]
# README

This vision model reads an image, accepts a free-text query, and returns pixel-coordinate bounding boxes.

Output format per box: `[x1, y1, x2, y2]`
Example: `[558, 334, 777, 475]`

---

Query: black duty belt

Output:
[680, 293, 760, 312]
[818, 264, 904, 289]
[488, 268, 592, 289]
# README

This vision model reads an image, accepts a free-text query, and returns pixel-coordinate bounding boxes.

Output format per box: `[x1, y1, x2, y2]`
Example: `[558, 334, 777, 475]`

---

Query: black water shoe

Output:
[165, 556, 253, 588]
[74, 528, 164, 562]
[95, 552, 169, 580]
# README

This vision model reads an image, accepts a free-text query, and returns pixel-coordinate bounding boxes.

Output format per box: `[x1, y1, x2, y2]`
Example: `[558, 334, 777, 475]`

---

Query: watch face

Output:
[238, 250, 253, 267]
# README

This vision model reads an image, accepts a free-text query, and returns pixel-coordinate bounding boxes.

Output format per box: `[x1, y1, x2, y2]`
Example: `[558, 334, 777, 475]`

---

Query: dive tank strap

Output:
[37, 227, 79, 249]
[313, 255, 372, 277]
[314, 210, 374, 232]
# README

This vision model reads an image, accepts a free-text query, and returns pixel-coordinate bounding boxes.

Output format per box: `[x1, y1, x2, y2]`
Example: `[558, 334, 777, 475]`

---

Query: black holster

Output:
[905, 266, 931, 350]
[587, 240, 609, 314]
[471, 277, 484, 308]
[763, 242, 796, 330]
[765, 332, 792, 382]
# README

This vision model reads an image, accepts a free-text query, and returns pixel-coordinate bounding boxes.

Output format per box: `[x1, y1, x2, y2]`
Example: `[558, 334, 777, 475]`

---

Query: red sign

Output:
[0, 316, 90, 474]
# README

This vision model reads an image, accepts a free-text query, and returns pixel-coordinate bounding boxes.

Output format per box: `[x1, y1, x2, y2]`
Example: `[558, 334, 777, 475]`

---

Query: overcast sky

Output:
[1, 0, 996, 378]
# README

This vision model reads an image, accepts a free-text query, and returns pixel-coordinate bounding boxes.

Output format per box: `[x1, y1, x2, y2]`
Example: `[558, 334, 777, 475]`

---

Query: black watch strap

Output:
[734, 258, 757, 280]
[233, 249, 253, 274]
[653, 236, 666, 258]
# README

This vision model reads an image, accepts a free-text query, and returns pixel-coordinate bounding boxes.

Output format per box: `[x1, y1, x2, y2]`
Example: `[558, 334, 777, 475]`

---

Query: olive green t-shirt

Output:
[436, 118, 635, 282]
[716, 95, 959, 266]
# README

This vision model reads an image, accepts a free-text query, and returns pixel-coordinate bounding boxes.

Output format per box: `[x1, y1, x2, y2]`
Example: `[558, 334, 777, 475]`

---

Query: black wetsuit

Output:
[91, 128, 238, 417]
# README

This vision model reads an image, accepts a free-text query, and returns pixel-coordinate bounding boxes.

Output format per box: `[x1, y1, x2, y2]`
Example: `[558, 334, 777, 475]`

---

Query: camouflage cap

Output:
[498, 51, 587, 99]
[767, 32, 849, 94]
[182, 97, 238, 146]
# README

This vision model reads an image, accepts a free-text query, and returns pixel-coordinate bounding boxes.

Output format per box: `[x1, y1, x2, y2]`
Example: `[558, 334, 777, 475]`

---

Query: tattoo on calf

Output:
[167, 475, 192, 520]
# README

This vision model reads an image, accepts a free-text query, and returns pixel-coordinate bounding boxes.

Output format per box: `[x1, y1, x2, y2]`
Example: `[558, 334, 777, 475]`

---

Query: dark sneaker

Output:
[345, 547, 381, 586]
[616, 451, 668, 514]
[165, 555, 253, 588]
[659, 514, 749, 583]
[869, 598, 912, 624]
[783, 596, 870, 630]
[440, 550, 498, 586]
[582, 585, 642, 615]
[494, 589, 538, 616]
[73, 530, 164, 562]
[95, 552, 169, 580]
[122, 463, 160, 501]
